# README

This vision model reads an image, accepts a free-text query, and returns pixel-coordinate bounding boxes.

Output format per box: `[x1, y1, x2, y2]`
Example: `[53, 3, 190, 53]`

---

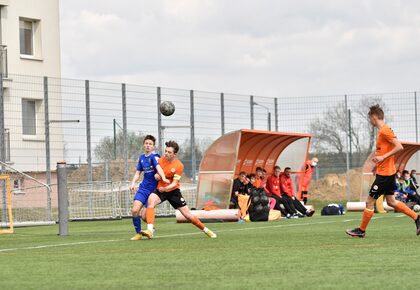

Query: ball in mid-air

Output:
[160, 101, 175, 116]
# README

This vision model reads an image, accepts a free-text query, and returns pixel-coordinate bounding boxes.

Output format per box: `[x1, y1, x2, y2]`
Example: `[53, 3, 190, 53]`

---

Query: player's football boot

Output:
[205, 229, 217, 238]
[345, 228, 365, 238]
[415, 217, 420, 236]
[130, 233, 143, 241]
[140, 229, 154, 239]
[306, 209, 315, 217]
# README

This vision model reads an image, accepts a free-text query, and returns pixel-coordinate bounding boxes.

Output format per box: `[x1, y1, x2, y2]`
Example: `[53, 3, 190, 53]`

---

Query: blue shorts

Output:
[134, 188, 153, 206]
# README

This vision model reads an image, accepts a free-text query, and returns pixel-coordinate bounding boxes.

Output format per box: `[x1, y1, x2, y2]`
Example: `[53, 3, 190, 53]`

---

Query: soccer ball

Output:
[413, 204, 420, 212]
[159, 101, 175, 116]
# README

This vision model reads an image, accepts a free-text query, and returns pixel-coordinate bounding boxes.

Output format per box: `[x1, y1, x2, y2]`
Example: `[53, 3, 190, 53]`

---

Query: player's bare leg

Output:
[141, 193, 161, 239]
[346, 195, 376, 238]
[130, 200, 144, 240]
[178, 205, 217, 238]
[385, 195, 420, 236]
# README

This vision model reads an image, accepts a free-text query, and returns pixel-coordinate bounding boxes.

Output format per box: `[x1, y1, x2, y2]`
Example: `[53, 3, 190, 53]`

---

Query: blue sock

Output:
[132, 216, 141, 233]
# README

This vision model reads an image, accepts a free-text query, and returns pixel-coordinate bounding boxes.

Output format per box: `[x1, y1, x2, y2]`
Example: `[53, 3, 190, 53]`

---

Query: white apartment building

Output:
[0, 0, 64, 173]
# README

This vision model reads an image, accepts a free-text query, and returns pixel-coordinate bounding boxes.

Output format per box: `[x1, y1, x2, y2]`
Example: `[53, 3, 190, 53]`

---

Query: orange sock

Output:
[394, 202, 419, 221]
[359, 208, 374, 231]
[191, 216, 205, 230]
[146, 208, 155, 225]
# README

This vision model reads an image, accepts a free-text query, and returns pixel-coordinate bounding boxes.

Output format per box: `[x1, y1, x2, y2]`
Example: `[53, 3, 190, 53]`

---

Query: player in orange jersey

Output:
[346, 105, 420, 237]
[141, 140, 217, 239]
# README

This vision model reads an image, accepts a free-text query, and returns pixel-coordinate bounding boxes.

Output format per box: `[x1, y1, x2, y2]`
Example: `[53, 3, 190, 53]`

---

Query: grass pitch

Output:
[1, 212, 419, 290]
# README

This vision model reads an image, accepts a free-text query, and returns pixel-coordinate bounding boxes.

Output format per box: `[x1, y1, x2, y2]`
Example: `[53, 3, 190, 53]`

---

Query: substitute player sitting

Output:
[141, 140, 217, 239]
[129, 135, 169, 241]
[346, 105, 420, 237]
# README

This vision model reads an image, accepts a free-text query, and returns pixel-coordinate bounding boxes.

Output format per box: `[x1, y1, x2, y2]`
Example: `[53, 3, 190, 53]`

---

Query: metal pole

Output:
[122, 83, 128, 181]
[57, 161, 69, 236]
[0, 73, 4, 173]
[274, 98, 278, 131]
[268, 111, 271, 131]
[348, 109, 352, 169]
[43, 76, 52, 221]
[415, 92, 419, 143]
[190, 90, 197, 182]
[85, 80, 92, 183]
[250, 95, 254, 129]
[220, 93, 225, 135]
[344, 95, 351, 201]
[113, 118, 117, 160]
[157, 87, 163, 154]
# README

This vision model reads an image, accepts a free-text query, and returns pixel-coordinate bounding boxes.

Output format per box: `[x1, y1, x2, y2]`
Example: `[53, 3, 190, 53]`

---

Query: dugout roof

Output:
[360, 142, 420, 200]
[195, 129, 312, 209]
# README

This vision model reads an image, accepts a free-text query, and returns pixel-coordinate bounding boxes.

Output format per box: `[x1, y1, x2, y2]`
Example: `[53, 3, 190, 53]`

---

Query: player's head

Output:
[164, 140, 179, 160]
[411, 169, 416, 177]
[273, 166, 281, 177]
[248, 173, 256, 183]
[402, 170, 410, 180]
[311, 157, 318, 167]
[255, 167, 263, 177]
[284, 167, 291, 177]
[368, 104, 385, 127]
[143, 135, 156, 153]
[238, 171, 247, 183]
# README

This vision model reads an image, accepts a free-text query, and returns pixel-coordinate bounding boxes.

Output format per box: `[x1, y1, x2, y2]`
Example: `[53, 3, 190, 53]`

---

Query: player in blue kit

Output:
[129, 135, 169, 240]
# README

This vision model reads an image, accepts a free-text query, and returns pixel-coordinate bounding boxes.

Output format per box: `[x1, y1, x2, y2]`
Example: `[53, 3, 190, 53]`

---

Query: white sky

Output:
[59, 0, 420, 97]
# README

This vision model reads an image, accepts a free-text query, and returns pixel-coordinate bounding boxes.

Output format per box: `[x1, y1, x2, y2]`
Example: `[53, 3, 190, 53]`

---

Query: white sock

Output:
[203, 227, 210, 233]
[147, 224, 154, 231]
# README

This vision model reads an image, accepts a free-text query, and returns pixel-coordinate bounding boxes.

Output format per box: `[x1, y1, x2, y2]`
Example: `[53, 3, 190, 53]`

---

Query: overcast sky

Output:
[59, 0, 420, 97]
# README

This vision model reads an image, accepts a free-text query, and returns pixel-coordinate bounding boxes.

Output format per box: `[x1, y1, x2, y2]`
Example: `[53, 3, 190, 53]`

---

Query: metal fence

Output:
[0, 73, 419, 222]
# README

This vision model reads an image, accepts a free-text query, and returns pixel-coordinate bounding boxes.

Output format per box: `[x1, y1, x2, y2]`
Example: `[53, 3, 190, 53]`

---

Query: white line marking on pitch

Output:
[0, 215, 396, 253]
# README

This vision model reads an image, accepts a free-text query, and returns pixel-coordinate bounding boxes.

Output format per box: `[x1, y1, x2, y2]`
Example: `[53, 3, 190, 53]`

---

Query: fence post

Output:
[250, 95, 254, 129]
[190, 90, 196, 182]
[344, 95, 351, 201]
[43, 76, 52, 221]
[0, 73, 4, 173]
[220, 93, 225, 135]
[274, 98, 278, 131]
[122, 83, 128, 181]
[415, 92, 419, 143]
[57, 161, 69, 236]
[157, 87, 163, 154]
[85, 80, 92, 183]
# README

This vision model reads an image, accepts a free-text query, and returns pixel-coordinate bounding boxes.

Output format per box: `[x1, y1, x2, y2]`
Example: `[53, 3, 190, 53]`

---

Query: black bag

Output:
[248, 188, 270, 221]
[321, 204, 344, 216]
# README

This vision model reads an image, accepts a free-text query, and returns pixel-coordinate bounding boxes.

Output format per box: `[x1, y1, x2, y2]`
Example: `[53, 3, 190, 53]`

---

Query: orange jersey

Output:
[157, 157, 184, 189]
[375, 124, 397, 176]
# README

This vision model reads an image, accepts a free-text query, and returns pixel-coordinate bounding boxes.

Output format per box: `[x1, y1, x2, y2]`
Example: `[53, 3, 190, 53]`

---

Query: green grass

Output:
[1, 212, 419, 290]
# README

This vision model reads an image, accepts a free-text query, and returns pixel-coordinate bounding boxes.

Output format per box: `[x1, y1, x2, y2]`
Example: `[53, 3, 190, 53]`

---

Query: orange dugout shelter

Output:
[195, 129, 312, 210]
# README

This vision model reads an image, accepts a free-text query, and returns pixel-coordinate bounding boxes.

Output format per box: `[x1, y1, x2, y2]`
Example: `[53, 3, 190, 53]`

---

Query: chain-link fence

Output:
[0, 73, 419, 222]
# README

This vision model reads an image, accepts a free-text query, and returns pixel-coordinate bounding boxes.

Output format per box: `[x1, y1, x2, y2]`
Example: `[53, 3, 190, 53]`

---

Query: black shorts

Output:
[155, 188, 187, 209]
[369, 174, 396, 199]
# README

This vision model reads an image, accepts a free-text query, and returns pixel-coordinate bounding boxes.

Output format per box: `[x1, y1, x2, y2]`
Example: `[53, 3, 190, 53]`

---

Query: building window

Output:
[19, 19, 34, 55]
[22, 99, 36, 135]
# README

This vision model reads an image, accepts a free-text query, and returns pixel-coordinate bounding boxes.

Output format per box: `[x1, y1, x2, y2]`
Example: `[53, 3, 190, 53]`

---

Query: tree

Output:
[309, 96, 390, 167]
[94, 131, 146, 161]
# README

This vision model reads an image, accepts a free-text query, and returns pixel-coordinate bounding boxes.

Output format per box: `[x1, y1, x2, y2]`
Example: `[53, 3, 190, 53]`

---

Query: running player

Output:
[129, 135, 169, 241]
[346, 105, 420, 237]
[141, 140, 217, 239]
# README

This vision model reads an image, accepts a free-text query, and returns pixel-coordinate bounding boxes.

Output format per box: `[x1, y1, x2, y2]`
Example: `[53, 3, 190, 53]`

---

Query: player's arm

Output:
[155, 164, 170, 184]
[158, 164, 183, 192]
[373, 138, 403, 163]
[130, 171, 143, 192]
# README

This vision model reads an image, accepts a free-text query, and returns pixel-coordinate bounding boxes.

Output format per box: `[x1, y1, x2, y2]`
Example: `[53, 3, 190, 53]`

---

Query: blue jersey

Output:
[137, 151, 160, 192]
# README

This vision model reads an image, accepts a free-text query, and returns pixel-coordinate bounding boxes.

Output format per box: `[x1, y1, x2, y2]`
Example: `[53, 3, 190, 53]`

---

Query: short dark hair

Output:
[165, 140, 179, 154]
[274, 166, 281, 170]
[368, 104, 384, 120]
[143, 135, 156, 145]
[284, 167, 291, 172]
[239, 171, 247, 176]
[262, 169, 267, 173]
[411, 169, 417, 174]
[248, 173, 256, 179]
[255, 167, 263, 172]
[402, 170, 409, 175]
